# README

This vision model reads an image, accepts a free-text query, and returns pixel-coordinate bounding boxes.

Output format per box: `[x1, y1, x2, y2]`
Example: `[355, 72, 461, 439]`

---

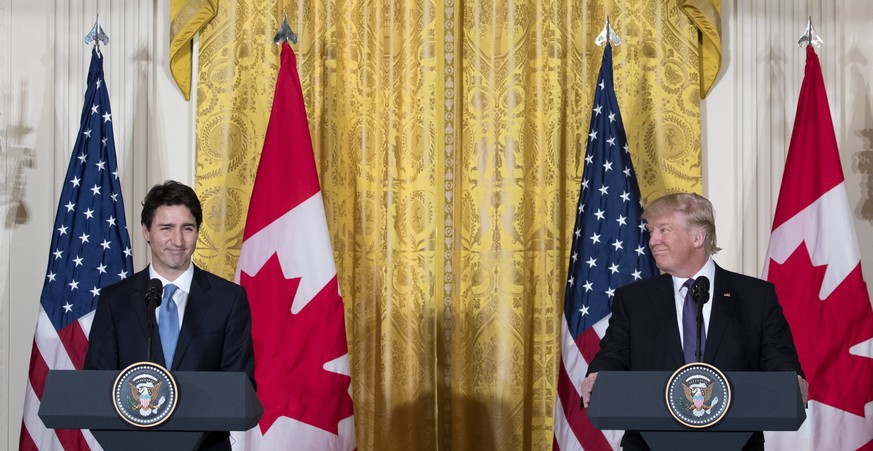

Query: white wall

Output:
[704, 0, 873, 289]
[0, 1, 194, 448]
[1, 0, 871, 449]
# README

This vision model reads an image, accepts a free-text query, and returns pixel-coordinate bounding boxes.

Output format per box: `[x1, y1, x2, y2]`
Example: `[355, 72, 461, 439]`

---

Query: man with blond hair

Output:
[581, 193, 807, 451]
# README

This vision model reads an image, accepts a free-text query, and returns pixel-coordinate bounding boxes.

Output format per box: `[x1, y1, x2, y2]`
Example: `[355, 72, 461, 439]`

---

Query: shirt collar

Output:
[149, 263, 194, 294]
[671, 257, 716, 294]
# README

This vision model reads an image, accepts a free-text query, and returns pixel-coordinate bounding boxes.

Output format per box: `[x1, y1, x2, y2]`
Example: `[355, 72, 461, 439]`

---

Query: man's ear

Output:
[692, 230, 706, 249]
[142, 222, 151, 243]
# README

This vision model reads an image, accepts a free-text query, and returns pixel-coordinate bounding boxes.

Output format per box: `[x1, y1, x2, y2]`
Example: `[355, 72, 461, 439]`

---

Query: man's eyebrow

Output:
[155, 221, 197, 227]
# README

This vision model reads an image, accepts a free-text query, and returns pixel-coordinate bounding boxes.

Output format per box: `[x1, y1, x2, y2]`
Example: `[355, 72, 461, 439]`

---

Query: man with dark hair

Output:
[85, 180, 255, 450]
[580, 192, 807, 451]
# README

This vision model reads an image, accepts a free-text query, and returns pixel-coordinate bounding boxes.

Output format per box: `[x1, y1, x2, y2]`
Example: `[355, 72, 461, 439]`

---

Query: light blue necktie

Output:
[159, 283, 179, 370]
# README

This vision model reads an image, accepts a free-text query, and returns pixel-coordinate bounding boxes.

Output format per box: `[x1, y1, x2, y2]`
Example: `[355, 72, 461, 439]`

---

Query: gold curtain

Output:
[678, 0, 723, 98]
[169, 0, 219, 101]
[175, 0, 720, 449]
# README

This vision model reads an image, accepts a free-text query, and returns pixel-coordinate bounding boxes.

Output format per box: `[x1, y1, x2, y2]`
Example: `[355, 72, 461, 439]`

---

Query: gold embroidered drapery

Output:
[169, 0, 218, 101]
[171, 1, 720, 449]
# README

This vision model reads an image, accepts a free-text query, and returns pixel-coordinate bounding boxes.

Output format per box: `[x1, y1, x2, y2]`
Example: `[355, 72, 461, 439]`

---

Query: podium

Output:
[39, 370, 263, 451]
[587, 371, 805, 451]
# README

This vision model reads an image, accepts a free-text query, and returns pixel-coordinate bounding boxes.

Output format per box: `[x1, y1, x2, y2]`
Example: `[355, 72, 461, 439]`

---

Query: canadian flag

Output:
[233, 43, 356, 450]
[763, 45, 873, 450]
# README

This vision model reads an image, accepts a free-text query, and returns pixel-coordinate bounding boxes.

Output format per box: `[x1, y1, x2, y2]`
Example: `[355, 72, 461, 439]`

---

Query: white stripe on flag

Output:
[22, 382, 62, 451]
[552, 395, 584, 451]
[78, 309, 96, 339]
[560, 317, 588, 393]
[592, 314, 611, 339]
[33, 307, 75, 371]
[82, 430, 102, 450]
[23, 382, 103, 451]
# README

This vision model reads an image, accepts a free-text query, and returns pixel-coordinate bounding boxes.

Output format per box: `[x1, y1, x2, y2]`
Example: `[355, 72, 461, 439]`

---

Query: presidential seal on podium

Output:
[112, 362, 178, 427]
[666, 362, 731, 428]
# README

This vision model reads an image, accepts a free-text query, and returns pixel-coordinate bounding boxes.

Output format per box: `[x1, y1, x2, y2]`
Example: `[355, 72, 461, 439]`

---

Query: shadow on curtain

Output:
[171, 0, 721, 449]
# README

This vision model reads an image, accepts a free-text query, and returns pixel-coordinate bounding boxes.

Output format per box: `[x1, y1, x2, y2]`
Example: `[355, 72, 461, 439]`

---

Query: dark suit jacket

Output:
[84, 265, 255, 450]
[588, 265, 803, 450]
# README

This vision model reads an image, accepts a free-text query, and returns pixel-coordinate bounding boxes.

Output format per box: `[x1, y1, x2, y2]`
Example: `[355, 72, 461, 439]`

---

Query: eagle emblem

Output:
[114, 362, 178, 427]
[682, 379, 720, 417]
[128, 380, 166, 416]
[666, 363, 731, 428]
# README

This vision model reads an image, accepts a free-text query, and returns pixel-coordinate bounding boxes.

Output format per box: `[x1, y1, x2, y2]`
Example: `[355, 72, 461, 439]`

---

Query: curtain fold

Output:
[190, 1, 280, 280]
[186, 0, 720, 449]
[169, 0, 219, 100]
[678, 0, 722, 98]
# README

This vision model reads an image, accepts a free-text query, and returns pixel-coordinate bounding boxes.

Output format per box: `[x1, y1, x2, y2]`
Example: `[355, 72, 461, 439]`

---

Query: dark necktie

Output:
[682, 278, 705, 363]
[159, 283, 180, 370]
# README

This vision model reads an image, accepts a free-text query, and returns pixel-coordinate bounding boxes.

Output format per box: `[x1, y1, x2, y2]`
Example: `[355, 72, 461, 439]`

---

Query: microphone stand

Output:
[696, 299, 704, 362]
[146, 285, 161, 363]
[692, 277, 710, 363]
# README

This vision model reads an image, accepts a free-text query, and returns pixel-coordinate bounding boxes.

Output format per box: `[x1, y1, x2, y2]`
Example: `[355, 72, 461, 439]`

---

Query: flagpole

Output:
[20, 23, 135, 450]
[797, 16, 822, 48]
[595, 16, 621, 47]
[273, 15, 298, 46]
[84, 15, 109, 56]
[553, 17, 659, 450]
[233, 18, 356, 450]
[764, 17, 873, 451]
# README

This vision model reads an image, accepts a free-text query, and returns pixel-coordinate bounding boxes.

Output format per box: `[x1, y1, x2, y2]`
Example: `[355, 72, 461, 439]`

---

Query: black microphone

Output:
[146, 278, 163, 363]
[691, 276, 710, 362]
[692, 276, 710, 305]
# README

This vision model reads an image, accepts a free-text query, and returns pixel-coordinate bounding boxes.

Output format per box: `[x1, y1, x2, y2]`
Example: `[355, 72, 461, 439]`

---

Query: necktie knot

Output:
[683, 277, 696, 293]
[163, 283, 178, 303]
[159, 284, 180, 369]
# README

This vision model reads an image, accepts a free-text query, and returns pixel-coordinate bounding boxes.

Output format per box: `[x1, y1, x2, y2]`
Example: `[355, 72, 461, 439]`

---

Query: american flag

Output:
[19, 48, 133, 451]
[553, 44, 657, 451]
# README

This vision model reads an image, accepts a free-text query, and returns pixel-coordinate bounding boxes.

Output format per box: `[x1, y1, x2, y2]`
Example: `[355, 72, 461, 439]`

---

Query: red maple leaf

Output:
[769, 242, 873, 416]
[240, 253, 354, 434]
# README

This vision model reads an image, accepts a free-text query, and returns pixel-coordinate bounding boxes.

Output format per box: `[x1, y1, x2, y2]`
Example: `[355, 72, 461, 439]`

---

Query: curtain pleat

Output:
[187, 0, 719, 449]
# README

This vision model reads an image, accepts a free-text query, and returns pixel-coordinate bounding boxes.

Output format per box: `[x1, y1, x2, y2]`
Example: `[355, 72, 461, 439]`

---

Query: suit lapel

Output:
[650, 274, 685, 367]
[129, 270, 153, 341]
[126, 269, 168, 365]
[703, 265, 736, 363]
[171, 266, 211, 369]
